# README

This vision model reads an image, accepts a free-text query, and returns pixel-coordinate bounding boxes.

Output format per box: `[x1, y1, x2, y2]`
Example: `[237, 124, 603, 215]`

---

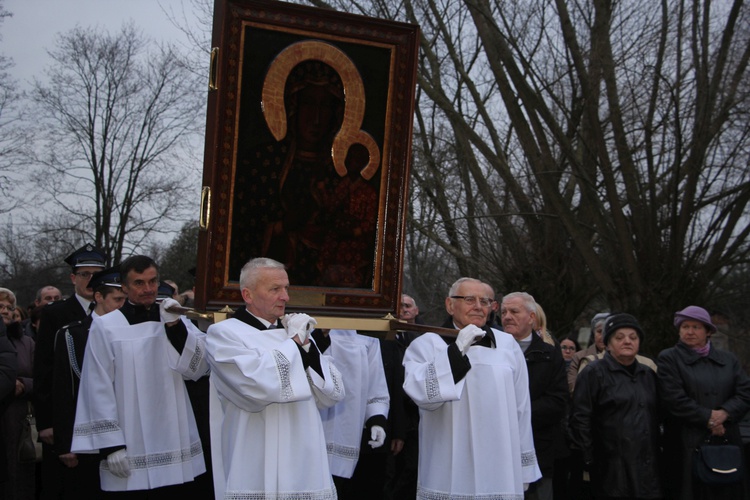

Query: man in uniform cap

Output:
[33, 243, 106, 499]
[52, 266, 126, 497]
[157, 280, 177, 302]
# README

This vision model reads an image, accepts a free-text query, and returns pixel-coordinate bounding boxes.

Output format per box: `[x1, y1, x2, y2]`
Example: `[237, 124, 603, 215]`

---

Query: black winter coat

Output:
[657, 341, 750, 500]
[570, 352, 663, 499]
[524, 332, 568, 477]
[0, 333, 18, 483]
[33, 296, 87, 430]
[52, 316, 93, 456]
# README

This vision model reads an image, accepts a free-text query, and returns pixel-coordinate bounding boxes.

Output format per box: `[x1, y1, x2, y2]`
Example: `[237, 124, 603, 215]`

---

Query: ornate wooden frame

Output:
[196, 0, 419, 317]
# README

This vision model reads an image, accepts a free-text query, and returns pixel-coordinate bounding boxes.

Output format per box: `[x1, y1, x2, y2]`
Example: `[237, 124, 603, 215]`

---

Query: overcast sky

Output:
[0, 0, 208, 245]
[2, 0, 198, 88]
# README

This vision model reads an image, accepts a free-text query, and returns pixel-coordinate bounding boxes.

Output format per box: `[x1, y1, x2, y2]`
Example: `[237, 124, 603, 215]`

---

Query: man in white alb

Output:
[206, 257, 344, 499]
[403, 277, 541, 499]
[71, 255, 209, 495]
[317, 328, 389, 498]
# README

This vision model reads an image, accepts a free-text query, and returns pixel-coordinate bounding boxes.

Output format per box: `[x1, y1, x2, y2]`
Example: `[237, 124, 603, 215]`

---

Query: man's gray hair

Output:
[402, 293, 416, 305]
[501, 291, 536, 313]
[448, 277, 483, 298]
[36, 285, 61, 302]
[239, 258, 286, 291]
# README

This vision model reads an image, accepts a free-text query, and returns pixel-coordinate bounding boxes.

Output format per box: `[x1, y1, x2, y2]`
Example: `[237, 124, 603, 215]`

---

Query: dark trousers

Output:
[100, 481, 197, 499]
[60, 454, 101, 499]
[39, 444, 64, 500]
[384, 429, 418, 500]
[333, 452, 388, 500]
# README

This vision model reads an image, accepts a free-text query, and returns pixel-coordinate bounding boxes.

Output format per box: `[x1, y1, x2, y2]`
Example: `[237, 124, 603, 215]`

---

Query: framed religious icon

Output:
[195, 0, 420, 318]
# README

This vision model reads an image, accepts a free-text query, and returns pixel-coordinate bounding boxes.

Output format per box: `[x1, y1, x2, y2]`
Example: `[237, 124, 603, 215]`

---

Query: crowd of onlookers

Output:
[0, 248, 749, 500]
[392, 291, 750, 500]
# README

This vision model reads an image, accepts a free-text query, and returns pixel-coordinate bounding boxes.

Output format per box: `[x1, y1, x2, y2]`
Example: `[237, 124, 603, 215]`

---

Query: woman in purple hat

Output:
[657, 305, 750, 500]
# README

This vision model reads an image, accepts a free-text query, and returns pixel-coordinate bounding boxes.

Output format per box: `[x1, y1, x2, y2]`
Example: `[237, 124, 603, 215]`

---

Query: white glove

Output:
[282, 313, 317, 344]
[368, 425, 386, 448]
[107, 449, 131, 478]
[159, 298, 182, 323]
[455, 325, 485, 356]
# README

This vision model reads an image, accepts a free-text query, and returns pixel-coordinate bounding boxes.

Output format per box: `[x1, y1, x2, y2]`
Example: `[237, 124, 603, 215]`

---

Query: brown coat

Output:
[567, 344, 598, 393]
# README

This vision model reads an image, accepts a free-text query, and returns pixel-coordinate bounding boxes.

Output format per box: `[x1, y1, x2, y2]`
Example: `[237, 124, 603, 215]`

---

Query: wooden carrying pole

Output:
[166, 305, 459, 339]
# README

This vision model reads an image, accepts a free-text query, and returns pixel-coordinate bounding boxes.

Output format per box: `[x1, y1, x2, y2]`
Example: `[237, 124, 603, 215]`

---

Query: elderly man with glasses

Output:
[403, 277, 540, 499]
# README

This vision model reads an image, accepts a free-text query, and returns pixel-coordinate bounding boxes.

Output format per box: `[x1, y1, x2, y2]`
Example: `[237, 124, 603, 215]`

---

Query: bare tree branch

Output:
[26, 23, 204, 264]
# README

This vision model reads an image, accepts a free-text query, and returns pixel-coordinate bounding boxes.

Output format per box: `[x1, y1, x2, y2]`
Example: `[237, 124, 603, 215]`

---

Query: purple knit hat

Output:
[673, 306, 717, 333]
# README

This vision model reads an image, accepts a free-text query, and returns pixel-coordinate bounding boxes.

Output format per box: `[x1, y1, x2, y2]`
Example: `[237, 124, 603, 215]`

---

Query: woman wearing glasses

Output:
[560, 337, 580, 370]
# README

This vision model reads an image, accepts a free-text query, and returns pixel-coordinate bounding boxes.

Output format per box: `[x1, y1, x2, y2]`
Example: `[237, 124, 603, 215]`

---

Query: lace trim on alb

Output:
[326, 441, 360, 460]
[189, 339, 205, 373]
[224, 489, 338, 500]
[101, 440, 203, 472]
[521, 449, 538, 467]
[426, 362, 441, 401]
[224, 486, 337, 500]
[74, 419, 120, 437]
[418, 485, 522, 500]
[273, 350, 293, 400]
[330, 365, 344, 399]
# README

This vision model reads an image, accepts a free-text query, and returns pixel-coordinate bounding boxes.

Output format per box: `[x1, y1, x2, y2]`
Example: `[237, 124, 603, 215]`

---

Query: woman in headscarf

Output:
[657, 306, 750, 499]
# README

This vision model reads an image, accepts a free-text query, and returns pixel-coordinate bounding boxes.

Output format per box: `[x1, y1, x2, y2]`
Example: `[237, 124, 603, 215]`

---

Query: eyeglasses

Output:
[561, 346, 576, 351]
[450, 296, 494, 307]
[75, 271, 96, 279]
[0, 304, 15, 312]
